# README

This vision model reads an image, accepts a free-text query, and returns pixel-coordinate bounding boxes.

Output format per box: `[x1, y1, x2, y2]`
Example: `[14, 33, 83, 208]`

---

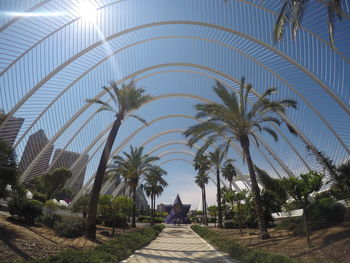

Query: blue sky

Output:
[0, 0, 349, 209]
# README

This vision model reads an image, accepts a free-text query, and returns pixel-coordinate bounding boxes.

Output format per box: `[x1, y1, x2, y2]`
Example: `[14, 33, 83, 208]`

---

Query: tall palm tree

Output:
[222, 159, 237, 190]
[85, 81, 152, 239]
[184, 79, 296, 239]
[113, 146, 159, 228]
[273, 0, 343, 49]
[143, 166, 168, 225]
[193, 154, 210, 225]
[0, 109, 7, 125]
[194, 172, 209, 225]
[208, 149, 225, 228]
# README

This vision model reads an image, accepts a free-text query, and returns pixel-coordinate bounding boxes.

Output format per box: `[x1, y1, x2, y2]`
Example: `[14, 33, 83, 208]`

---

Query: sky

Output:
[0, 0, 349, 209]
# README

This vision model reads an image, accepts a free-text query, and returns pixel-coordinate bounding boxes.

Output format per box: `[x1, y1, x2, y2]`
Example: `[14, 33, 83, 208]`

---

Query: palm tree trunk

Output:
[240, 137, 270, 239]
[201, 187, 205, 225]
[85, 117, 123, 240]
[238, 201, 242, 235]
[216, 167, 223, 228]
[152, 195, 154, 225]
[151, 193, 154, 226]
[153, 195, 156, 225]
[132, 185, 137, 228]
[303, 206, 311, 248]
[203, 185, 208, 226]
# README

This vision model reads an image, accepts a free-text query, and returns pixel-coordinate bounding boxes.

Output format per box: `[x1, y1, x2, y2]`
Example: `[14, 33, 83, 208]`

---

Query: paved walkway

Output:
[123, 225, 236, 263]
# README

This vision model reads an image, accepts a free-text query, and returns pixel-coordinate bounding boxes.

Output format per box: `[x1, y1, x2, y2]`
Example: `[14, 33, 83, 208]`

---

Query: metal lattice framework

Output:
[1, 0, 349, 197]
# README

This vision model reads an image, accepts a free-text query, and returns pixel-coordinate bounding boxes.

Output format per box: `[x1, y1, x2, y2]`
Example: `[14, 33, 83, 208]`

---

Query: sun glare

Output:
[79, 0, 97, 21]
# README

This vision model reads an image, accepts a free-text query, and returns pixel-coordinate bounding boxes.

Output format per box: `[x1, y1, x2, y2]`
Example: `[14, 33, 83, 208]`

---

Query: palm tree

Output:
[273, 0, 343, 49]
[85, 81, 152, 239]
[184, 79, 296, 239]
[195, 172, 209, 225]
[0, 109, 7, 125]
[143, 166, 168, 225]
[113, 146, 159, 228]
[193, 154, 210, 225]
[208, 149, 225, 228]
[222, 159, 237, 190]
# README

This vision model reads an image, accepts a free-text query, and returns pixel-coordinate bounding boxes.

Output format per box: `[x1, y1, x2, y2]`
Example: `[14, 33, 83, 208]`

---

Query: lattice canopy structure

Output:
[1, 0, 349, 199]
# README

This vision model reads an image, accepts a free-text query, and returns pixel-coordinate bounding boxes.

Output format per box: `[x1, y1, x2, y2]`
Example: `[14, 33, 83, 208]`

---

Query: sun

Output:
[78, 0, 97, 22]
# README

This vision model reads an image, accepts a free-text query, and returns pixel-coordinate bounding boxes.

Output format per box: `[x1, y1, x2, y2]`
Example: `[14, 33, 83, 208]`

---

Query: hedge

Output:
[30, 224, 165, 263]
[191, 225, 296, 263]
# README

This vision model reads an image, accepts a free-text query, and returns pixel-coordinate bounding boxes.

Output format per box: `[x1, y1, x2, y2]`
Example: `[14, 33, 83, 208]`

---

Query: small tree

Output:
[42, 168, 72, 199]
[98, 195, 113, 223]
[0, 139, 18, 198]
[283, 171, 324, 248]
[111, 196, 133, 234]
[330, 160, 350, 200]
[224, 189, 247, 235]
[207, 205, 218, 226]
[73, 195, 90, 218]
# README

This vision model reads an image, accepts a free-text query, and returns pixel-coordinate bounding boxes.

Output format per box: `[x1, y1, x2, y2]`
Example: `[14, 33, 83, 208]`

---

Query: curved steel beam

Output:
[159, 157, 242, 191]
[13, 35, 348, 157]
[3, 20, 347, 133]
[154, 149, 225, 186]
[0, 0, 52, 33]
[147, 141, 242, 191]
[2, 0, 348, 81]
[21, 62, 319, 182]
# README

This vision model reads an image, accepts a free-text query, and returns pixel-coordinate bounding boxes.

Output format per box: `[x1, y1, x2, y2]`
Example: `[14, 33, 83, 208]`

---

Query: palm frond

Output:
[213, 81, 240, 115]
[250, 132, 260, 148]
[263, 127, 279, 142]
[273, 0, 292, 43]
[291, 0, 310, 40]
[129, 114, 147, 125]
[103, 85, 117, 105]
[286, 123, 298, 136]
[87, 99, 115, 113]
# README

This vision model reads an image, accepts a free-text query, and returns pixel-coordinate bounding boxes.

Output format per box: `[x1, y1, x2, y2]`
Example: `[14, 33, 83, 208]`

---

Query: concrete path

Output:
[123, 225, 236, 263]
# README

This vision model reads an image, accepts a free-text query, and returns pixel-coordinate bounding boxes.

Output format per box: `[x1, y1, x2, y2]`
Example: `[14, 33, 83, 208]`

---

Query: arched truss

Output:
[14, 62, 345, 187]
[62, 109, 290, 192]
[19, 61, 331, 185]
[1, 0, 349, 196]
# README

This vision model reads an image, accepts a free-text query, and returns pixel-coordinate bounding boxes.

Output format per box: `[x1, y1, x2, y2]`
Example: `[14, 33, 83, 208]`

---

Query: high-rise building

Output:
[50, 149, 89, 192]
[0, 116, 24, 147]
[19, 129, 54, 182]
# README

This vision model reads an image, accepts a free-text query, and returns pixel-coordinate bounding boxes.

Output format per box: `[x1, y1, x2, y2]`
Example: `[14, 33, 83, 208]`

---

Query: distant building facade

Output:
[50, 149, 89, 192]
[0, 116, 24, 147]
[18, 129, 53, 182]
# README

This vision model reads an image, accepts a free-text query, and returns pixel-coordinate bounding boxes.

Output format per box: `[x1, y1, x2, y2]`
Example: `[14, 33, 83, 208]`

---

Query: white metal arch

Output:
[2, 19, 347, 134]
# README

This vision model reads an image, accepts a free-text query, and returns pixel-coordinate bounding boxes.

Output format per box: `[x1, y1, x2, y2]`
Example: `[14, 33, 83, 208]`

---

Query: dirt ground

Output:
[0, 215, 136, 262]
[211, 222, 350, 263]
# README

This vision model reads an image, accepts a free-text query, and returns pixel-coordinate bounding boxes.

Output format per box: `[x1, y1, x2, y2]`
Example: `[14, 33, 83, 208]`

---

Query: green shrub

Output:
[138, 215, 150, 222]
[39, 213, 62, 228]
[103, 213, 128, 228]
[33, 191, 47, 203]
[8, 196, 43, 224]
[224, 220, 239, 229]
[154, 217, 164, 223]
[30, 225, 165, 263]
[54, 216, 85, 238]
[277, 198, 346, 235]
[191, 225, 295, 263]
[208, 217, 217, 223]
